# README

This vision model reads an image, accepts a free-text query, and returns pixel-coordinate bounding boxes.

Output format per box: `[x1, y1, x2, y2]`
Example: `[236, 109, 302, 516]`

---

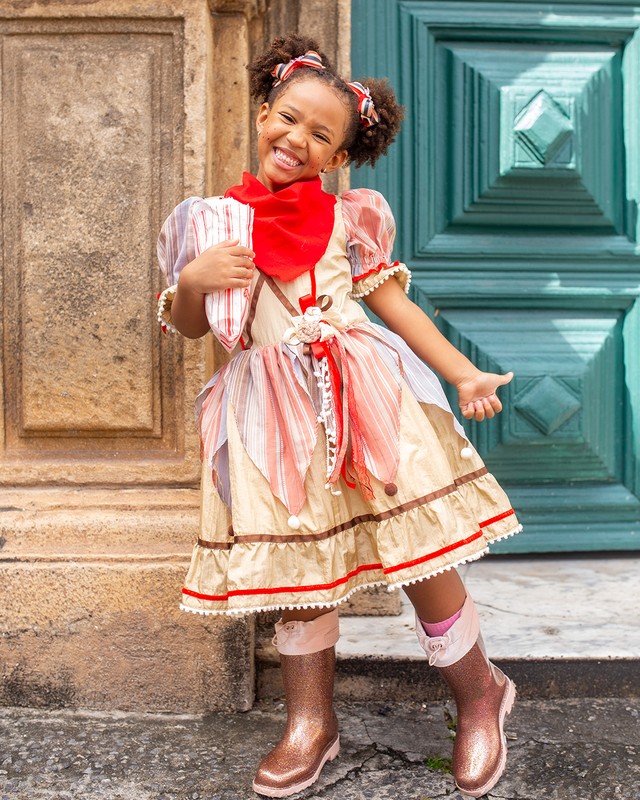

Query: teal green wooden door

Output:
[352, 0, 640, 552]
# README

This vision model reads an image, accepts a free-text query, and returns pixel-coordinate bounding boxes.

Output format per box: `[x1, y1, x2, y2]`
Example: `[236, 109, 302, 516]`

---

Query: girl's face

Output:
[256, 78, 349, 192]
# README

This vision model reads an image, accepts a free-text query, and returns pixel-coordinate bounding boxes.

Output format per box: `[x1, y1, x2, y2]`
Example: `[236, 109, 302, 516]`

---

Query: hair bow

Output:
[347, 81, 380, 127]
[271, 50, 325, 87]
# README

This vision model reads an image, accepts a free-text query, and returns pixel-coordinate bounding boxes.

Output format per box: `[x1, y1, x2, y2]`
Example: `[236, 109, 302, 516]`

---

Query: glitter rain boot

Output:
[416, 595, 516, 797]
[252, 609, 340, 798]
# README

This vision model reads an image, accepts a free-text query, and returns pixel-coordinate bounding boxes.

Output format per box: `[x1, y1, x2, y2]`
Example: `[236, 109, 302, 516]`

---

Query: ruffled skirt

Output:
[180, 324, 520, 616]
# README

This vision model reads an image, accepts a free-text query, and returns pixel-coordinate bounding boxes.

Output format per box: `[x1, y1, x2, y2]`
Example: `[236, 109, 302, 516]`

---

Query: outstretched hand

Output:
[456, 371, 514, 422]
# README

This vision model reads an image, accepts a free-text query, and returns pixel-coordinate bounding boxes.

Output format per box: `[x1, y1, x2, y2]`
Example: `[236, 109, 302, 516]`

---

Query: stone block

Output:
[340, 585, 402, 617]
[0, 561, 254, 713]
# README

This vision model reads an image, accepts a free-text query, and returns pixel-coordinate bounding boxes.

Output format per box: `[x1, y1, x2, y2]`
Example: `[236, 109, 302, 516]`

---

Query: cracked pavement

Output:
[1, 698, 638, 800]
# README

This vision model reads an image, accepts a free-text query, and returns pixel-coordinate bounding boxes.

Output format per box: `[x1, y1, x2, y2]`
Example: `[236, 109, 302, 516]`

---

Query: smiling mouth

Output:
[273, 147, 303, 168]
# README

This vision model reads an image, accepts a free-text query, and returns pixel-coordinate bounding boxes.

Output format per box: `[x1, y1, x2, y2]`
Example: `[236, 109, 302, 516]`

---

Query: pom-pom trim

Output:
[351, 263, 412, 300]
[156, 284, 178, 334]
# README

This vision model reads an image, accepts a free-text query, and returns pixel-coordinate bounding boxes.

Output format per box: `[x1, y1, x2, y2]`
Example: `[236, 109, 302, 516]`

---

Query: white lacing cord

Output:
[313, 359, 341, 497]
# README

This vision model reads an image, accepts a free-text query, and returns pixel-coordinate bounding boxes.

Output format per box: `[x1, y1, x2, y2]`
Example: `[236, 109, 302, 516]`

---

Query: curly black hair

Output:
[247, 34, 404, 168]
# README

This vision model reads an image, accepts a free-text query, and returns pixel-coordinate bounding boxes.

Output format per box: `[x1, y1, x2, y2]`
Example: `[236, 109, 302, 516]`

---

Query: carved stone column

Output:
[0, 0, 259, 713]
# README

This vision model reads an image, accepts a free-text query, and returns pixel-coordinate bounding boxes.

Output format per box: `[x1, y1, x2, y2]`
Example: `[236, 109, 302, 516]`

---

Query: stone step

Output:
[257, 555, 640, 700]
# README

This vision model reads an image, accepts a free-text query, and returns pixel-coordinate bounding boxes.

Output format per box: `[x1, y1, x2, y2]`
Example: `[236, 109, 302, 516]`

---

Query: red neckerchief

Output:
[225, 172, 337, 282]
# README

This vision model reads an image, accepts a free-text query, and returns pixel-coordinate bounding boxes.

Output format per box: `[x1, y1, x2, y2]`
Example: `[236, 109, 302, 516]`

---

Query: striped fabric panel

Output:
[198, 372, 227, 464]
[197, 372, 233, 505]
[192, 198, 255, 352]
[341, 188, 397, 279]
[197, 327, 406, 516]
[364, 322, 467, 440]
[339, 327, 402, 483]
[195, 321, 468, 517]
[221, 346, 319, 516]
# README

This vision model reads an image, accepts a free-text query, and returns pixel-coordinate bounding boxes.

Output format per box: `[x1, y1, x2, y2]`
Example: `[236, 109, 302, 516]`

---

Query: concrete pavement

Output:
[3, 556, 639, 799]
[1, 697, 638, 800]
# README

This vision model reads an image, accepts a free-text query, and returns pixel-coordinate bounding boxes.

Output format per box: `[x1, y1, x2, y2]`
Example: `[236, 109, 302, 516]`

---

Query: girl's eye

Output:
[280, 113, 295, 123]
[314, 133, 330, 143]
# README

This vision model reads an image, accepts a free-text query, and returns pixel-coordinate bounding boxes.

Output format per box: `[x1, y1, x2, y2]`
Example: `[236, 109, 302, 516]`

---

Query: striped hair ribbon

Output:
[271, 50, 325, 87]
[347, 81, 380, 127]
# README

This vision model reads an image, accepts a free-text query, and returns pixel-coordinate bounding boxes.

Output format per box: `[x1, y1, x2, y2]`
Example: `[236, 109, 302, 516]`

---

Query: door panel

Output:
[352, 0, 640, 551]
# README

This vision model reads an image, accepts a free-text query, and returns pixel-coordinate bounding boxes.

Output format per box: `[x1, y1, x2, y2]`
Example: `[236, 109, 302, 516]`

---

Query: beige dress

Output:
[159, 188, 521, 616]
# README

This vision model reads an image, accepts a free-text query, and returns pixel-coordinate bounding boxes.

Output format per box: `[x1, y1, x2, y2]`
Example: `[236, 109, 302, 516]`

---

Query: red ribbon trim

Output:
[479, 508, 515, 527]
[181, 515, 516, 603]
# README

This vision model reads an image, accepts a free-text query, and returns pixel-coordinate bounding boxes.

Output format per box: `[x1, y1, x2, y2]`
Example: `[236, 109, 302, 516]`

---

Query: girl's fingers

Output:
[482, 397, 495, 419]
[211, 238, 240, 249]
[500, 371, 514, 386]
[225, 277, 252, 288]
[461, 403, 475, 420]
[473, 400, 485, 422]
[229, 245, 255, 259]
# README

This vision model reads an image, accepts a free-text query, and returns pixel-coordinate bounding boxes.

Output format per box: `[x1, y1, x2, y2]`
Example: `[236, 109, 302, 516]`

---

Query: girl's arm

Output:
[171, 239, 255, 338]
[363, 278, 512, 422]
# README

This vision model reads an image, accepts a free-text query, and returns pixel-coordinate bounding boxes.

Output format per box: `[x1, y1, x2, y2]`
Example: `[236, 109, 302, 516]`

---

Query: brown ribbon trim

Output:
[242, 272, 265, 348]
[316, 294, 333, 311]
[197, 539, 234, 550]
[260, 272, 299, 316]
[196, 467, 489, 549]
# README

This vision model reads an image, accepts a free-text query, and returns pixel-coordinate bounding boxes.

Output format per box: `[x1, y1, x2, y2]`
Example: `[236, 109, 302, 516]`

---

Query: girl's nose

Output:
[286, 126, 306, 148]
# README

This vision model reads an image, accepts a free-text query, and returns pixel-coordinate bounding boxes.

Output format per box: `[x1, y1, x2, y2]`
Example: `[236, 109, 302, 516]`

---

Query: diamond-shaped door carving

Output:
[411, 39, 629, 252]
[430, 305, 622, 483]
[514, 91, 574, 166]
[514, 376, 581, 435]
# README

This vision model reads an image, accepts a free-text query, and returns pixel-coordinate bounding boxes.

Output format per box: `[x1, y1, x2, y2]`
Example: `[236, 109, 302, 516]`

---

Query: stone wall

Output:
[0, 0, 254, 714]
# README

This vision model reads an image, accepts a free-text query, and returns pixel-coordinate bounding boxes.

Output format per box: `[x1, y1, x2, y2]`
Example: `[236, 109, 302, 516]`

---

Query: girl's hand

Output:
[456, 370, 514, 422]
[179, 239, 255, 294]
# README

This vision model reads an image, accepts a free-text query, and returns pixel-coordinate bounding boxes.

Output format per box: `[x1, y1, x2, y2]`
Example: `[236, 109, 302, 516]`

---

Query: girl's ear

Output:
[256, 102, 270, 134]
[322, 148, 349, 175]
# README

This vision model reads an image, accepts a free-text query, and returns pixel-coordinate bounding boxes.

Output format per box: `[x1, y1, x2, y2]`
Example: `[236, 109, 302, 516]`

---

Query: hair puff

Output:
[248, 34, 334, 103]
[344, 78, 405, 168]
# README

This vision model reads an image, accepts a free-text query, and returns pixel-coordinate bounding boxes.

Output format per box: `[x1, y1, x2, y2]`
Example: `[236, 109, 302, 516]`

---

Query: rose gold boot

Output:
[252, 609, 340, 798]
[416, 596, 516, 798]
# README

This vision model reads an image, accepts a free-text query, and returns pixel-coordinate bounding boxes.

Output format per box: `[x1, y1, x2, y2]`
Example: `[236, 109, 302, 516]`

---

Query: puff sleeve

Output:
[342, 188, 411, 299]
[156, 196, 254, 351]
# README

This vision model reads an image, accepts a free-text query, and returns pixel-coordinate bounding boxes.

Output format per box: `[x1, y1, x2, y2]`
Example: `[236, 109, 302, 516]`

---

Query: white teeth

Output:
[275, 148, 301, 167]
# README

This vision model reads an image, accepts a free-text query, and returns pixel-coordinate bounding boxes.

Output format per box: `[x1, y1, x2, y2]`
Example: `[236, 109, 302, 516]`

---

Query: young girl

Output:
[157, 34, 521, 799]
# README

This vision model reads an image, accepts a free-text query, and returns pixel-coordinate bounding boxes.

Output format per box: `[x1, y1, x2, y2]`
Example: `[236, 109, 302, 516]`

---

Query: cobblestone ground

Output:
[1, 698, 638, 800]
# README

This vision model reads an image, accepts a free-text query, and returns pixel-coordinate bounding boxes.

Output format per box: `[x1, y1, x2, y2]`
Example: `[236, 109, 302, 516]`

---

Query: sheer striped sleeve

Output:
[342, 188, 411, 300]
[156, 197, 201, 333]
[157, 197, 201, 286]
[156, 196, 254, 349]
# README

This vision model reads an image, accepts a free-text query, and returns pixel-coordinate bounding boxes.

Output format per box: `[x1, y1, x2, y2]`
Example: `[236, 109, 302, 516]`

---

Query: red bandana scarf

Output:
[225, 172, 337, 282]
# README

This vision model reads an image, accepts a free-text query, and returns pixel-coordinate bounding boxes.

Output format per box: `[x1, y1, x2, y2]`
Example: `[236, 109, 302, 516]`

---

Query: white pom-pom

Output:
[287, 515, 301, 530]
[461, 446, 473, 460]
[331, 489, 342, 496]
